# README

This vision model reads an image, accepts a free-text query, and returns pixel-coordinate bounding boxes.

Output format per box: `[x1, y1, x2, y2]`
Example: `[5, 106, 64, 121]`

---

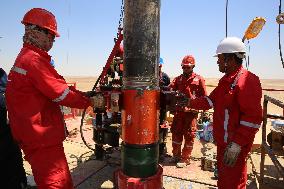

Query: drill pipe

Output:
[122, 0, 161, 178]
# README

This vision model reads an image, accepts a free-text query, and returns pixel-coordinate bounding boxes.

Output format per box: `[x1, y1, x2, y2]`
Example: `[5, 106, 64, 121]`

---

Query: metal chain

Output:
[117, 0, 124, 39]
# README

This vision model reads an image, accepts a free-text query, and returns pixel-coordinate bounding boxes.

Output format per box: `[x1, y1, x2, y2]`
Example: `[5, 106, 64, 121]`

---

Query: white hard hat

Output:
[215, 37, 246, 58]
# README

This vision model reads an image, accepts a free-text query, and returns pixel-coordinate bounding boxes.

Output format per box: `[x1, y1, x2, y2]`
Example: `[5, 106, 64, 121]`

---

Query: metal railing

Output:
[260, 95, 284, 188]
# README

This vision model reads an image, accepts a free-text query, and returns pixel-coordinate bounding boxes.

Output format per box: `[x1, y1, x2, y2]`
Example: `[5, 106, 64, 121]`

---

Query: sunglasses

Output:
[182, 66, 192, 69]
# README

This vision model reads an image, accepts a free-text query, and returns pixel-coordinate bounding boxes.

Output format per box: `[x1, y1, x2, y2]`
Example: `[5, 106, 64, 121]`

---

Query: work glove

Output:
[223, 142, 241, 167]
[90, 93, 105, 109]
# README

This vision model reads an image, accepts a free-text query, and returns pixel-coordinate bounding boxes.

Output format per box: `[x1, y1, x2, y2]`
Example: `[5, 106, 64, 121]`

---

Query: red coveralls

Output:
[6, 43, 91, 189]
[190, 67, 262, 189]
[169, 72, 207, 162]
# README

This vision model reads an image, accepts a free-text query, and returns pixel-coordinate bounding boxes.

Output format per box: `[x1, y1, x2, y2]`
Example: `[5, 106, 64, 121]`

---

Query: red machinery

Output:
[79, 29, 124, 159]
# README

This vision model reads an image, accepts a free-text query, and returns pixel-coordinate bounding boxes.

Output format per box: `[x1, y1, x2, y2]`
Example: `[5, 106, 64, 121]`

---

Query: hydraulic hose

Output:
[79, 75, 101, 151]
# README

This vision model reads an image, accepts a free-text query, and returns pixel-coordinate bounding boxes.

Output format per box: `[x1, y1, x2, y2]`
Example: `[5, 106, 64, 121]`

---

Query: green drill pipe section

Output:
[121, 143, 159, 178]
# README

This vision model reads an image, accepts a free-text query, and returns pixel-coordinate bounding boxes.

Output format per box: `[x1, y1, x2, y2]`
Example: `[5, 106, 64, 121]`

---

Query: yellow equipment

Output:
[242, 17, 266, 42]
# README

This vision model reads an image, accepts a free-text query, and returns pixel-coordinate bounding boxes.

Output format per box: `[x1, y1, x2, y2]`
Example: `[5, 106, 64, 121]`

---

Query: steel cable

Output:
[278, 0, 284, 68]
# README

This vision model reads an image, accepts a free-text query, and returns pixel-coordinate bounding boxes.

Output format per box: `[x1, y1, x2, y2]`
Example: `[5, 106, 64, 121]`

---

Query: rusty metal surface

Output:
[122, 89, 159, 144]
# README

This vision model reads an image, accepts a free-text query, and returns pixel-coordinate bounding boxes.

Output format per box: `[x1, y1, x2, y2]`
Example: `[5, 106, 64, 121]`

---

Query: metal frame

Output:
[260, 95, 284, 188]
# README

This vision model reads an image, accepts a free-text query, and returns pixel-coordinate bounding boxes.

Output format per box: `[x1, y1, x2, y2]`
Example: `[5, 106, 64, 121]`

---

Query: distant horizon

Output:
[63, 75, 284, 92]
[63, 75, 284, 81]
[1, 67, 283, 80]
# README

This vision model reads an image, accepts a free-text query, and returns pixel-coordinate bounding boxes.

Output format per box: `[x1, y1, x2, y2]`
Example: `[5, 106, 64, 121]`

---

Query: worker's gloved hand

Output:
[90, 94, 105, 109]
[223, 142, 241, 167]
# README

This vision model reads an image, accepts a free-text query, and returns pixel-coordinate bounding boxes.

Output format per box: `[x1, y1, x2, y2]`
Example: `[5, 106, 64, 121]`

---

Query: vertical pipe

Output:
[122, 0, 160, 178]
[123, 0, 160, 86]
[225, 0, 229, 37]
[260, 96, 268, 186]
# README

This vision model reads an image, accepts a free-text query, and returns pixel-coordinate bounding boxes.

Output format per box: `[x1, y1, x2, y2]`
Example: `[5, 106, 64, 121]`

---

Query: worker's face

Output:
[159, 64, 162, 73]
[182, 65, 194, 75]
[39, 29, 55, 52]
[217, 54, 228, 73]
[25, 26, 55, 52]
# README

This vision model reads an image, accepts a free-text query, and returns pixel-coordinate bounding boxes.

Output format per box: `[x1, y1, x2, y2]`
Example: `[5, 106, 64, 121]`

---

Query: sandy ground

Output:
[24, 117, 284, 189]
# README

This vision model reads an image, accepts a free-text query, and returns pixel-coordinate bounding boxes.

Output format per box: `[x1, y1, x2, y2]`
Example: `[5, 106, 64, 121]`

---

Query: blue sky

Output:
[0, 0, 283, 79]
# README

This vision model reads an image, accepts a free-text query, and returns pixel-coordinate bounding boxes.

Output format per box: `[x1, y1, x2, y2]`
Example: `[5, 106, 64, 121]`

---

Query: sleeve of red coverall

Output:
[28, 58, 91, 109]
[190, 85, 218, 110]
[232, 74, 262, 147]
[168, 77, 178, 90]
[199, 76, 207, 96]
[69, 85, 86, 96]
[58, 73, 86, 97]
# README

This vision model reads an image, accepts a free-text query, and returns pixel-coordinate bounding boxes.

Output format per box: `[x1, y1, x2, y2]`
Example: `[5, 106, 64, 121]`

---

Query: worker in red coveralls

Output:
[158, 57, 170, 161]
[184, 37, 262, 189]
[6, 8, 93, 189]
[169, 55, 207, 168]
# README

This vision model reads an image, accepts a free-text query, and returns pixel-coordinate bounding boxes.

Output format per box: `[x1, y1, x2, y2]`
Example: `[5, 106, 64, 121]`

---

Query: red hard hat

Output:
[181, 55, 195, 67]
[22, 8, 60, 37]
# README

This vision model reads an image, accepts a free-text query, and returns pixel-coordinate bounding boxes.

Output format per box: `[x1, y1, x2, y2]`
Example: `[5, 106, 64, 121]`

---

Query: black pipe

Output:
[123, 0, 160, 89]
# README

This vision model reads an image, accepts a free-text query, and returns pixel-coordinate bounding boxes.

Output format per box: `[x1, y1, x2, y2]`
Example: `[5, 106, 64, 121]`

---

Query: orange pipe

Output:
[122, 89, 159, 144]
